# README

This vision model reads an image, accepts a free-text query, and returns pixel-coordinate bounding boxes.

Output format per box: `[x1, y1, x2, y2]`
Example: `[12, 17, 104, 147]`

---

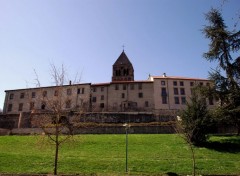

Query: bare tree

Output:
[30, 64, 84, 175]
[175, 116, 196, 176]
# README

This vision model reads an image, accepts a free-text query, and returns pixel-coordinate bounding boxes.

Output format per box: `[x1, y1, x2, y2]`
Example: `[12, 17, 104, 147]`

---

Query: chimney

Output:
[69, 80, 72, 85]
[163, 73, 166, 77]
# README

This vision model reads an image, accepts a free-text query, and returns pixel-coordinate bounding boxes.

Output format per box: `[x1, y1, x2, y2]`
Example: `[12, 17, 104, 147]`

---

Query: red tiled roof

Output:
[91, 83, 111, 86]
[150, 75, 209, 81]
[92, 80, 153, 86]
[5, 83, 92, 92]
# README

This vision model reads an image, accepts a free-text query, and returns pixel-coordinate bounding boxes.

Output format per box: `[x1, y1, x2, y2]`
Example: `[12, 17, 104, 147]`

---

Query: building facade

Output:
[3, 84, 91, 114]
[2, 51, 215, 115]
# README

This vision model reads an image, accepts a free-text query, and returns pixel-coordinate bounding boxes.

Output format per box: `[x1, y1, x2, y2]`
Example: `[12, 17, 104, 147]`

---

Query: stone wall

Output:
[0, 114, 16, 129]
[8, 125, 174, 135]
[1, 112, 237, 135]
[0, 128, 11, 135]
[0, 113, 31, 129]
[4, 125, 238, 135]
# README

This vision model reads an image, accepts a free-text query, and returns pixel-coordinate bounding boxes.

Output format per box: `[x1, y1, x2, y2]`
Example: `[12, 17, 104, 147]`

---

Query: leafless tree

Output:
[175, 116, 196, 176]
[30, 64, 83, 175]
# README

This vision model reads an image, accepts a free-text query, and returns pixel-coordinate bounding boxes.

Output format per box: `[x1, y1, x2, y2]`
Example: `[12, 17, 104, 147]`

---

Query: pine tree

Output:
[180, 90, 212, 145]
[203, 8, 240, 135]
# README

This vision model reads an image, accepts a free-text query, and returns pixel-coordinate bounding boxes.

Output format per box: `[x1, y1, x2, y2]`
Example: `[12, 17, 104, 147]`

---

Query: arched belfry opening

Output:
[112, 50, 134, 82]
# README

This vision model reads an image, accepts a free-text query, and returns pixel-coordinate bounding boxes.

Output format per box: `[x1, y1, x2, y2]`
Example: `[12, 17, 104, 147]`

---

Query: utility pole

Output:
[123, 123, 130, 172]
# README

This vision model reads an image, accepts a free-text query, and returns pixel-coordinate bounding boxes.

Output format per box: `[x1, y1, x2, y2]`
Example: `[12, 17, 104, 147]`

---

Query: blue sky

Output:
[0, 0, 239, 110]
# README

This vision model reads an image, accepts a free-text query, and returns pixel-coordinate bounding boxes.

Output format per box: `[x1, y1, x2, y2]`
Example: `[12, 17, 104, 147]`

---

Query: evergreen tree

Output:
[180, 90, 212, 145]
[203, 8, 240, 134]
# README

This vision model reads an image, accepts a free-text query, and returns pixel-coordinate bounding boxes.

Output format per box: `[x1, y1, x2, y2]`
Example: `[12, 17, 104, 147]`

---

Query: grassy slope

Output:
[0, 134, 239, 175]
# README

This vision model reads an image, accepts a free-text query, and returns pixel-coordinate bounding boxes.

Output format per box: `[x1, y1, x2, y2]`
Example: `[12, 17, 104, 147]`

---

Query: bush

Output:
[180, 91, 213, 145]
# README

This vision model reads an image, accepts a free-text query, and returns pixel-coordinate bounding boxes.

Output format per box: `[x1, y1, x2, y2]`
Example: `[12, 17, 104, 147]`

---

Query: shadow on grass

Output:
[204, 135, 240, 153]
[163, 172, 179, 176]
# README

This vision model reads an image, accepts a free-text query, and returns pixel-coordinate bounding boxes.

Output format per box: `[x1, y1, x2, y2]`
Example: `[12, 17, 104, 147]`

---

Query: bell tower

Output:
[112, 50, 134, 82]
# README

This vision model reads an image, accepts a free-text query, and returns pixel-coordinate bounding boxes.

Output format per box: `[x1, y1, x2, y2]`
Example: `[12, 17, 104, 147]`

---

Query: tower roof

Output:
[113, 51, 133, 66]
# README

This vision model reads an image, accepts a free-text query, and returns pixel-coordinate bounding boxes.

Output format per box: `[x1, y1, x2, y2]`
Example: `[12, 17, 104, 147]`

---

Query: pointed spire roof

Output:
[113, 50, 133, 66]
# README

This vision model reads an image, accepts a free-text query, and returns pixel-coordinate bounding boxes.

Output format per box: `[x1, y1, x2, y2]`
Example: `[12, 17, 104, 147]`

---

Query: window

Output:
[115, 69, 120, 76]
[20, 93, 25, 99]
[180, 81, 184, 86]
[138, 83, 142, 90]
[145, 101, 149, 107]
[161, 81, 165, 86]
[10, 93, 14, 99]
[32, 92, 36, 98]
[101, 95, 104, 100]
[101, 87, 104, 92]
[174, 88, 178, 95]
[41, 102, 46, 110]
[93, 87, 96, 92]
[161, 88, 167, 96]
[67, 88, 72, 95]
[77, 88, 85, 94]
[65, 100, 71, 108]
[173, 81, 177, 86]
[115, 84, 119, 90]
[123, 84, 127, 90]
[54, 90, 58, 96]
[100, 103, 104, 108]
[181, 97, 186, 105]
[92, 97, 97, 102]
[180, 88, 185, 95]
[138, 92, 143, 98]
[206, 82, 210, 87]
[30, 102, 35, 110]
[190, 82, 194, 86]
[162, 96, 167, 104]
[200, 82, 203, 86]
[124, 68, 129, 76]
[122, 93, 125, 98]
[174, 97, 180, 104]
[18, 103, 23, 111]
[42, 91, 47, 97]
[7, 104, 12, 112]
[130, 84, 134, 90]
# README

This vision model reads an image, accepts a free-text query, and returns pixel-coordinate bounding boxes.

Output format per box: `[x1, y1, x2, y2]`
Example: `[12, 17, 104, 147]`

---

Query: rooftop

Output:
[148, 75, 209, 81]
[113, 50, 133, 66]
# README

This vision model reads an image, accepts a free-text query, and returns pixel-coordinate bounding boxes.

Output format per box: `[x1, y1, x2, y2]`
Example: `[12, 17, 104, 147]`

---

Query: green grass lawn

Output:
[0, 134, 239, 175]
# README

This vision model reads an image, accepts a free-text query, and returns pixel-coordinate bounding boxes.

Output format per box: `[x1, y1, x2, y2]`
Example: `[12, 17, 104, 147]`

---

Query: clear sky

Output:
[0, 0, 239, 110]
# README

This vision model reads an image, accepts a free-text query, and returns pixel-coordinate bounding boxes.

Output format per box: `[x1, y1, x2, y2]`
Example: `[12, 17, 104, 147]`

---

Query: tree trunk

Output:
[190, 144, 196, 176]
[54, 125, 59, 175]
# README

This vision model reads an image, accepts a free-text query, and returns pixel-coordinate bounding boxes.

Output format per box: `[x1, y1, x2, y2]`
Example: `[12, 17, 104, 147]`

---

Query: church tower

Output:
[112, 50, 134, 82]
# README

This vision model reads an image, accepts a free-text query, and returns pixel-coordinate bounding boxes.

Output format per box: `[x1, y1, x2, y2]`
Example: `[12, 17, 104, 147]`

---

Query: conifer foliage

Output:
[203, 8, 240, 135]
[179, 90, 212, 146]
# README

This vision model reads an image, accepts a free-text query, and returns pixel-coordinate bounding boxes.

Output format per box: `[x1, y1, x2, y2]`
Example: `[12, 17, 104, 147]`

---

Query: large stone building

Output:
[2, 51, 215, 115]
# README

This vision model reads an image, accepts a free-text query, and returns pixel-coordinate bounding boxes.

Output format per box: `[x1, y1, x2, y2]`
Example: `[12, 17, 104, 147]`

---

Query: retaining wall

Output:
[8, 125, 174, 135]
